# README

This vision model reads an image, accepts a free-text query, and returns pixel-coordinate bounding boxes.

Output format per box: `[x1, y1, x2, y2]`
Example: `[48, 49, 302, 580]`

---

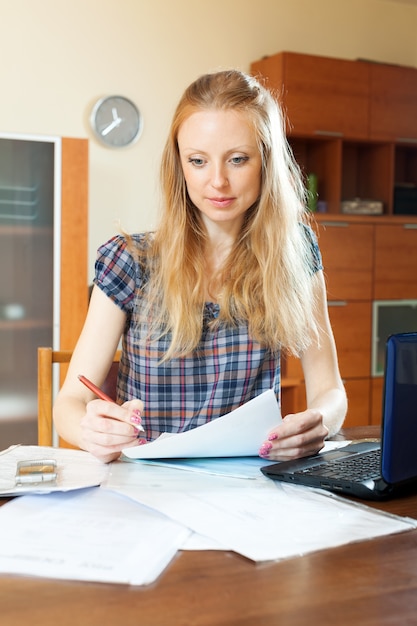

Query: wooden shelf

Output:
[0, 319, 51, 330]
[0, 224, 53, 235]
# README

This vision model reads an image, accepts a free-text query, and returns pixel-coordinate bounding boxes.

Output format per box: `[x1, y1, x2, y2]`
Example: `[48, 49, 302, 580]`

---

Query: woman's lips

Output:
[208, 197, 235, 208]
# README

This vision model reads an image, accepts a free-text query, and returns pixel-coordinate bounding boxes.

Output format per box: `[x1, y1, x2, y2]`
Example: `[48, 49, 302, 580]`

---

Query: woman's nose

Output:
[211, 165, 229, 188]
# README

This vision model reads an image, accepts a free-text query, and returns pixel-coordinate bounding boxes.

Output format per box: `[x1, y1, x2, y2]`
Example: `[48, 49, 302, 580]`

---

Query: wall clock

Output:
[90, 95, 142, 148]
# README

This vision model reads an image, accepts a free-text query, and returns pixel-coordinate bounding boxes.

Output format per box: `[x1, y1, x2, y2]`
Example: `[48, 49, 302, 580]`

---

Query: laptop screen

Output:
[381, 333, 417, 485]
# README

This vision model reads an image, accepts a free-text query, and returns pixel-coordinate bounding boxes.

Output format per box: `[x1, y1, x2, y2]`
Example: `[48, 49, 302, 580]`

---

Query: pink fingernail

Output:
[131, 410, 142, 425]
[259, 442, 272, 457]
[268, 433, 278, 441]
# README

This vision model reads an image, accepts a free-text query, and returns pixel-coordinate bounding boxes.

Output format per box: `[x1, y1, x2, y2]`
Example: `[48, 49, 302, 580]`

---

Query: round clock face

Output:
[90, 95, 142, 148]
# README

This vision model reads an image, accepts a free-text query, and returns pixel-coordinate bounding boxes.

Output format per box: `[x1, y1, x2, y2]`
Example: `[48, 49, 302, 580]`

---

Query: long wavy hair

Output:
[133, 69, 319, 360]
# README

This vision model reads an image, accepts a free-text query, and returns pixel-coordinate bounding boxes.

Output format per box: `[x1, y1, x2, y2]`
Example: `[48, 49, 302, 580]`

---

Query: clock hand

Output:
[101, 117, 122, 136]
[111, 107, 118, 121]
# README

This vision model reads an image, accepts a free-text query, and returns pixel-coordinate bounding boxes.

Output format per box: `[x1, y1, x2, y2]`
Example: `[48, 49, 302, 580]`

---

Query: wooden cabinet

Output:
[318, 221, 373, 300]
[327, 301, 372, 379]
[251, 51, 417, 142]
[250, 51, 417, 218]
[0, 135, 88, 447]
[321, 217, 417, 425]
[251, 51, 370, 139]
[374, 223, 417, 299]
[369, 63, 417, 141]
[344, 379, 371, 427]
[322, 216, 417, 426]
[250, 51, 417, 426]
[314, 220, 373, 426]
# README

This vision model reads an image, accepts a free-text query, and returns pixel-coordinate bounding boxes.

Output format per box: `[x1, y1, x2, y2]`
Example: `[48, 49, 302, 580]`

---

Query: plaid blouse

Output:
[94, 230, 322, 441]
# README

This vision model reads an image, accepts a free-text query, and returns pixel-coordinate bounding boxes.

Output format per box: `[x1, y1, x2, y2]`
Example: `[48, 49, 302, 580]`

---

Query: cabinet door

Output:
[0, 135, 87, 449]
[252, 52, 370, 139]
[343, 378, 371, 427]
[370, 64, 417, 141]
[0, 138, 55, 446]
[318, 221, 374, 300]
[374, 223, 417, 299]
[328, 301, 372, 378]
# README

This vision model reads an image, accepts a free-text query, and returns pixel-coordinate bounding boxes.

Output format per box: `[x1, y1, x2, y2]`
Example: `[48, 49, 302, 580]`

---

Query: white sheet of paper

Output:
[122, 389, 281, 459]
[0, 487, 190, 585]
[0, 445, 109, 496]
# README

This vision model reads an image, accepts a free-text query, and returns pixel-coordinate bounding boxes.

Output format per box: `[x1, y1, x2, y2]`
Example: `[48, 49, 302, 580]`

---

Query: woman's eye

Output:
[188, 157, 205, 167]
[230, 156, 249, 165]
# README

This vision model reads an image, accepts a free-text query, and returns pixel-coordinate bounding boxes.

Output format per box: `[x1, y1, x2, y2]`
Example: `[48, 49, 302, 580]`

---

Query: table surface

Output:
[1, 426, 417, 626]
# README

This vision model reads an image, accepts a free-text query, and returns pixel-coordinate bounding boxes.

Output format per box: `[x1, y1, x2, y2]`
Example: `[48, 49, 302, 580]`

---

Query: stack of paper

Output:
[0, 390, 416, 586]
[102, 459, 417, 563]
[0, 488, 190, 585]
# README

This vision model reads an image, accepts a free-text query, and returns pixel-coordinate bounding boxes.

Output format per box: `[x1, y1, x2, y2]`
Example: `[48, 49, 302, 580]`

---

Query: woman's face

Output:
[177, 109, 262, 233]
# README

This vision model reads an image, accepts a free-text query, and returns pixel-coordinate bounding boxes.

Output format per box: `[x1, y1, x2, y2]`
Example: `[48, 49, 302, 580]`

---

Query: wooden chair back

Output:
[37, 347, 121, 447]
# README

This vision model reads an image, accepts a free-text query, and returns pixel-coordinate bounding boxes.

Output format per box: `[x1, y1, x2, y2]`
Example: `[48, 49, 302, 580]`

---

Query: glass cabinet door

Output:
[0, 137, 54, 447]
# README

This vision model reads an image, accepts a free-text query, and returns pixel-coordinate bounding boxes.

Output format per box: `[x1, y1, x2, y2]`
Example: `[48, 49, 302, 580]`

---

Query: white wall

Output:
[1, 0, 416, 280]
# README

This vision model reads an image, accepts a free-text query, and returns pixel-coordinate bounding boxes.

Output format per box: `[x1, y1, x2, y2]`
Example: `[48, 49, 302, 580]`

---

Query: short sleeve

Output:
[302, 223, 323, 274]
[94, 235, 142, 313]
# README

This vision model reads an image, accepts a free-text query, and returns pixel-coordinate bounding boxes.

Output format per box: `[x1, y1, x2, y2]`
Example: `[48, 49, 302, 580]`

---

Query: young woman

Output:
[54, 69, 347, 463]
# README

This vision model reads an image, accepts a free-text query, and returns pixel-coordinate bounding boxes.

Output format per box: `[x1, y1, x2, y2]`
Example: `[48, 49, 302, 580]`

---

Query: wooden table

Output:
[1, 426, 417, 626]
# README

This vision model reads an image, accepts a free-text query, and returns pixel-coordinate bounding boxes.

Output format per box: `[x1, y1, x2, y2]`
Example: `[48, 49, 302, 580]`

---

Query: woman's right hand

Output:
[79, 398, 146, 463]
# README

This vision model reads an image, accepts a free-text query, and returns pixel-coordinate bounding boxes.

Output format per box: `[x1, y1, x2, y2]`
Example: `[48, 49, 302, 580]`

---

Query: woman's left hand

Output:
[258, 409, 329, 461]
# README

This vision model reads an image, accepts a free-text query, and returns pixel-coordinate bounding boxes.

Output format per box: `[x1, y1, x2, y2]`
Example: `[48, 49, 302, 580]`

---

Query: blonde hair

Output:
[134, 70, 318, 360]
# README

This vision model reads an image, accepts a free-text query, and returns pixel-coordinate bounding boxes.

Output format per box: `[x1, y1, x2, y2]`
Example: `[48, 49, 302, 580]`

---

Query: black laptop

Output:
[262, 332, 417, 500]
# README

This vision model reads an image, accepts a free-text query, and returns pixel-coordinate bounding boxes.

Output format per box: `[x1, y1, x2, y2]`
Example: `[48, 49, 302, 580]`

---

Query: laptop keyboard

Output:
[295, 449, 381, 482]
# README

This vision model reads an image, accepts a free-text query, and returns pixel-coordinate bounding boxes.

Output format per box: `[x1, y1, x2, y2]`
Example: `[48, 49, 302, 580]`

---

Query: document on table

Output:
[140, 456, 275, 479]
[0, 487, 190, 585]
[102, 460, 417, 562]
[122, 388, 281, 459]
[139, 441, 351, 479]
[0, 445, 109, 496]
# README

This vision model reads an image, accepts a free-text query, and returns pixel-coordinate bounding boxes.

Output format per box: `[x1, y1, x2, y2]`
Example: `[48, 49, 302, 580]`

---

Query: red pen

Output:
[78, 374, 145, 435]
[78, 374, 115, 403]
